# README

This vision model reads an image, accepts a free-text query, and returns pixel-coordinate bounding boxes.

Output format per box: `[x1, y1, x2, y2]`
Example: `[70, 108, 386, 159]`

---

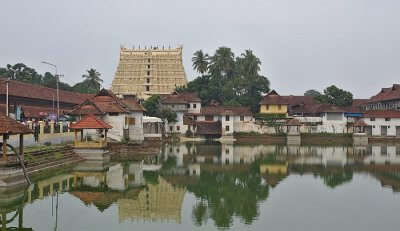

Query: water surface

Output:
[2, 143, 400, 230]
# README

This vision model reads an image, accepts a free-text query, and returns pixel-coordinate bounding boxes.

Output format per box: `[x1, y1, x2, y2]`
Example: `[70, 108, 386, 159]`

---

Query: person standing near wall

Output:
[34, 122, 39, 142]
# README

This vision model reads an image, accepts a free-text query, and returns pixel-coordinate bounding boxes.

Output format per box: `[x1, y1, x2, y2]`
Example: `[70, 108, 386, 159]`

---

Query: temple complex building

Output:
[111, 45, 187, 100]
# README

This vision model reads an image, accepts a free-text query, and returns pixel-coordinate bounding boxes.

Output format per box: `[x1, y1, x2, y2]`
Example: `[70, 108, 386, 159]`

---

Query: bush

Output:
[44, 142, 51, 146]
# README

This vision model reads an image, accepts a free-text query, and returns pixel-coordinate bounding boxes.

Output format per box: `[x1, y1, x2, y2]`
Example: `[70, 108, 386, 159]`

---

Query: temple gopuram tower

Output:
[111, 45, 188, 100]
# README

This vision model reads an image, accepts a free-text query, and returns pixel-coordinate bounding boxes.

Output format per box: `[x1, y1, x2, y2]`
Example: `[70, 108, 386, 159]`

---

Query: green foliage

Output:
[143, 95, 161, 117]
[143, 171, 159, 185]
[142, 95, 177, 123]
[306, 85, 353, 106]
[180, 47, 270, 112]
[304, 89, 322, 98]
[0, 63, 102, 94]
[186, 168, 269, 227]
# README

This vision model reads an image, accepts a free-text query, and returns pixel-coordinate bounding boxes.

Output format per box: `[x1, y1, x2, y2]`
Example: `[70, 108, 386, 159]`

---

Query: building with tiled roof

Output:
[259, 90, 316, 116]
[366, 84, 400, 111]
[70, 89, 145, 142]
[0, 78, 92, 120]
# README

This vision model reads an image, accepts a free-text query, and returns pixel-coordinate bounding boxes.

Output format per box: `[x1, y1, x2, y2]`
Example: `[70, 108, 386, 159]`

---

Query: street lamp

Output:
[41, 61, 59, 121]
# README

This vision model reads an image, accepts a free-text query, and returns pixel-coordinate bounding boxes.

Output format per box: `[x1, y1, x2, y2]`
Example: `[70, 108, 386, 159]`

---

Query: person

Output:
[34, 122, 39, 142]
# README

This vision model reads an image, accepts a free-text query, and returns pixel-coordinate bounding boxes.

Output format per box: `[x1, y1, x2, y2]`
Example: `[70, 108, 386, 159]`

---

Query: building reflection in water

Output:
[1, 142, 400, 230]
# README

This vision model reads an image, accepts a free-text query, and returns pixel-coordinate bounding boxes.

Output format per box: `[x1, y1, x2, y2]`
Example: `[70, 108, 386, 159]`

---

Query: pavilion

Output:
[69, 115, 112, 161]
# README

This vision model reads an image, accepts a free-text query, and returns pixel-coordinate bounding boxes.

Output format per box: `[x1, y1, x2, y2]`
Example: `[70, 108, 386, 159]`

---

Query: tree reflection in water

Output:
[186, 165, 269, 228]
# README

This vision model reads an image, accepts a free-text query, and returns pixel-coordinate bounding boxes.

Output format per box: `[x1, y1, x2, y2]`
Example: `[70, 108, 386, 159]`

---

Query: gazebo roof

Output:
[0, 115, 32, 135]
[70, 115, 112, 130]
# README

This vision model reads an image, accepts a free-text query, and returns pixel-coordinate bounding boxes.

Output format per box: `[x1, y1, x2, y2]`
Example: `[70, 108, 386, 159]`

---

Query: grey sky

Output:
[1, 0, 399, 98]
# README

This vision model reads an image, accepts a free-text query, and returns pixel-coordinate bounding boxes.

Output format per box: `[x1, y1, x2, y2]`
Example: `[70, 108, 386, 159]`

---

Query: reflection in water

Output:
[0, 143, 400, 230]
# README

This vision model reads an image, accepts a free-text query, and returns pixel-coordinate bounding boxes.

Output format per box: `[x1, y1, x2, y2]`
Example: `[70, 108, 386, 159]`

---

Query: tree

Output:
[304, 89, 322, 98]
[192, 50, 209, 74]
[316, 85, 353, 106]
[81, 68, 103, 93]
[142, 95, 161, 117]
[142, 95, 177, 122]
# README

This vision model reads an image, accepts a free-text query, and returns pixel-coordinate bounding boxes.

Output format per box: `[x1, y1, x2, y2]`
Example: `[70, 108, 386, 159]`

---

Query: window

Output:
[205, 115, 213, 121]
[225, 125, 230, 131]
[177, 126, 180, 131]
[148, 58, 151, 63]
[146, 86, 150, 91]
[109, 112, 119, 116]
[370, 118, 375, 121]
[147, 65, 150, 69]
[240, 116, 244, 121]
[225, 149, 229, 154]
[186, 104, 190, 108]
[385, 118, 391, 121]
[194, 115, 197, 121]
[225, 115, 230, 121]
[146, 78, 150, 83]
[278, 105, 282, 110]
[193, 104, 197, 108]
[147, 71, 150, 76]
[169, 126, 173, 131]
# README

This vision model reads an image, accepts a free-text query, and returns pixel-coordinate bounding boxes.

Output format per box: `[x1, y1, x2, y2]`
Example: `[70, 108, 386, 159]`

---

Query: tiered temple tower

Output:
[111, 45, 188, 100]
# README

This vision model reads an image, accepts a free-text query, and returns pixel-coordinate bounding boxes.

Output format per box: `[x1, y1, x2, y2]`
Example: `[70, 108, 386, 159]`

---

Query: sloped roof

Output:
[260, 90, 315, 106]
[162, 92, 201, 104]
[364, 110, 400, 118]
[121, 97, 145, 112]
[69, 89, 144, 115]
[368, 84, 400, 103]
[200, 106, 252, 116]
[0, 115, 32, 134]
[352, 99, 369, 107]
[69, 100, 103, 116]
[195, 121, 221, 135]
[290, 104, 346, 114]
[0, 79, 93, 105]
[70, 115, 112, 129]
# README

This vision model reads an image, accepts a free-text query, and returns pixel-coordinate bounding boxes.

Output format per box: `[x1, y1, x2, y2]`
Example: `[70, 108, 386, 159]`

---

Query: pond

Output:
[2, 142, 400, 230]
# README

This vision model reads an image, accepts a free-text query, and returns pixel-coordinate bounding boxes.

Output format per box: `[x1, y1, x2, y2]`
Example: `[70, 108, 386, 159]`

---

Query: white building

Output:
[363, 111, 400, 136]
[70, 89, 145, 143]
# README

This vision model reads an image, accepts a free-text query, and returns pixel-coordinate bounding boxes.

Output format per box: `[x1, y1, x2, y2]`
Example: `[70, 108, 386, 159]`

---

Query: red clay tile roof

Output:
[69, 89, 144, 115]
[69, 100, 103, 116]
[121, 97, 145, 112]
[0, 115, 32, 134]
[368, 84, 400, 103]
[70, 115, 112, 129]
[260, 90, 315, 106]
[352, 99, 369, 107]
[195, 121, 221, 135]
[0, 79, 93, 105]
[200, 106, 252, 116]
[290, 104, 346, 114]
[162, 92, 201, 104]
[364, 110, 400, 118]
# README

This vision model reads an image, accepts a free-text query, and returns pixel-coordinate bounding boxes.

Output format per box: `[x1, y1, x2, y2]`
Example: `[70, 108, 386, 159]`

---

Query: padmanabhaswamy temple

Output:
[111, 45, 188, 100]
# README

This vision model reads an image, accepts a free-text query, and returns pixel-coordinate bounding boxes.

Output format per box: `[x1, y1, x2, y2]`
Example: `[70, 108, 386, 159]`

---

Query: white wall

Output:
[365, 117, 400, 136]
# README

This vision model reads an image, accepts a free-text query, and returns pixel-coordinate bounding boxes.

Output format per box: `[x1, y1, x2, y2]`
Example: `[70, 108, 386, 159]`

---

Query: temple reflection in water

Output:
[1, 142, 400, 230]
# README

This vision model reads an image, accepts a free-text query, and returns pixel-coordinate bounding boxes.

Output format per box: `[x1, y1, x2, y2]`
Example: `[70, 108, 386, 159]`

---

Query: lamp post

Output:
[41, 61, 59, 121]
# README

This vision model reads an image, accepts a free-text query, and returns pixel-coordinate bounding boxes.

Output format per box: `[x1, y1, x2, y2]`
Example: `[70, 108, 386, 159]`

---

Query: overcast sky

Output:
[1, 0, 399, 98]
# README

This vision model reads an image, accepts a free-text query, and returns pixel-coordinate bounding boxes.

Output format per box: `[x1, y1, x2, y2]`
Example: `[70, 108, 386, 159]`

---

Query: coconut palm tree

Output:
[82, 68, 103, 91]
[192, 50, 209, 74]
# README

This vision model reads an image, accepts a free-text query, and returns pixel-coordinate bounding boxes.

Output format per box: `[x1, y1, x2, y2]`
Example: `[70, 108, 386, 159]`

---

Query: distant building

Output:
[0, 78, 92, 120]
[259, 90, 315, 116]
[366, 84, 400, 110]
[161, 92, 253, 137]
[363, 110, 400, 136]
[69, 89, 145, 142]
[111, 46, 187, 100]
